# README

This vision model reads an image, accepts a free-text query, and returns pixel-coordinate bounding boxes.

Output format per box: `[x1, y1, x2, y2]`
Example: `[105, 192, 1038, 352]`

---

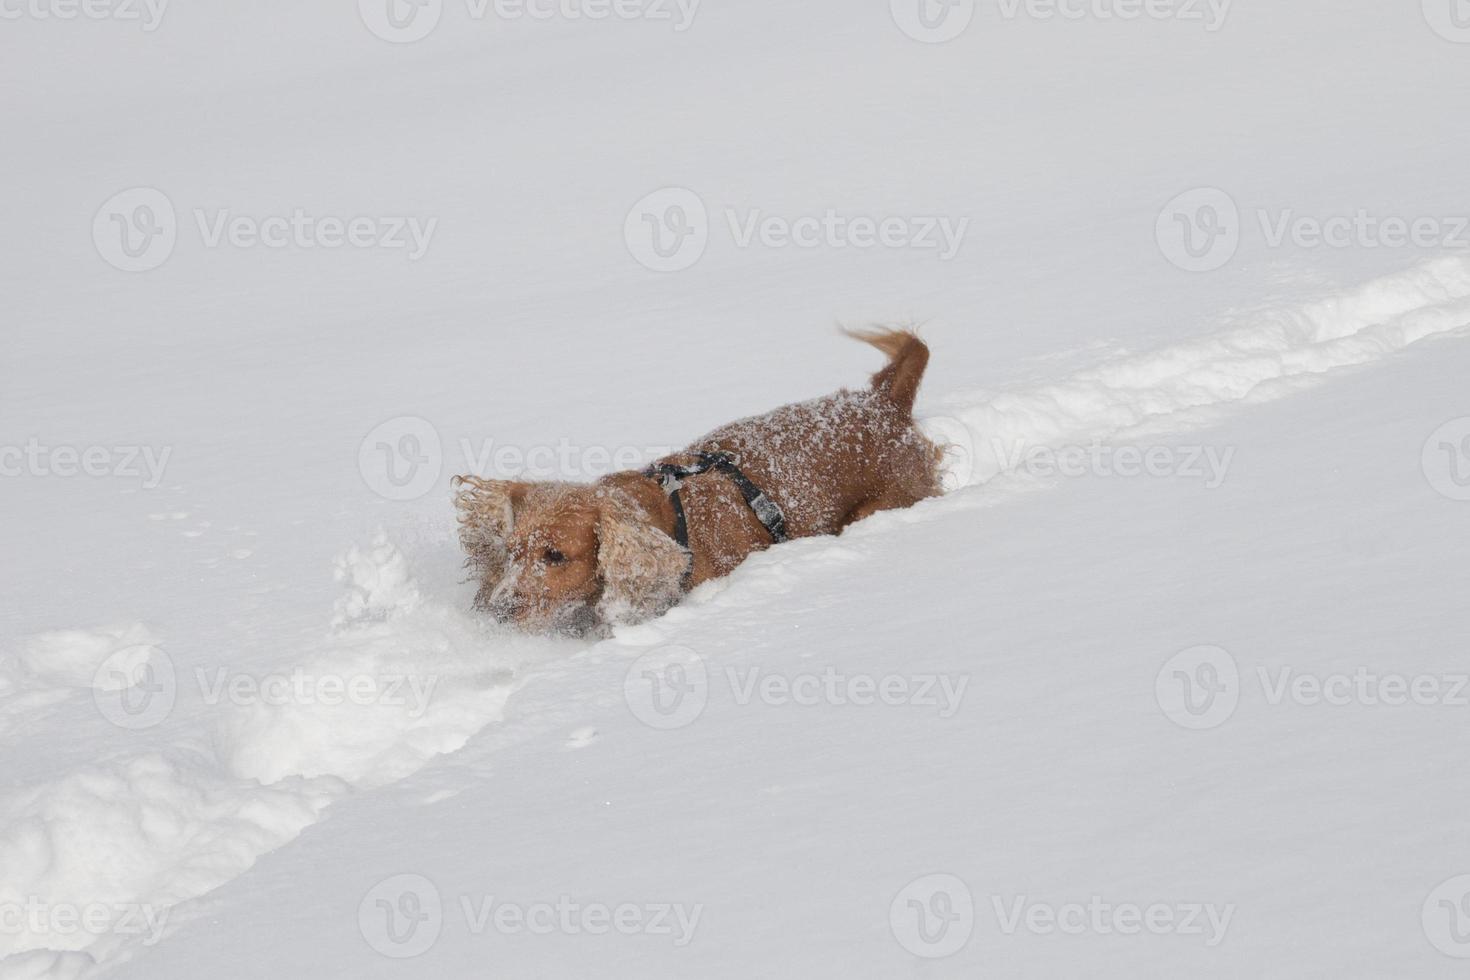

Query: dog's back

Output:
[684, 329, 942, 565]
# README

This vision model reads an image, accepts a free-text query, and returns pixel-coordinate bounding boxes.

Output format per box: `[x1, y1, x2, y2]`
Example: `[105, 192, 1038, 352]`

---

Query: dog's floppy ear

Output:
[595, 506, 687, 627]
[452, 476, 527, 582]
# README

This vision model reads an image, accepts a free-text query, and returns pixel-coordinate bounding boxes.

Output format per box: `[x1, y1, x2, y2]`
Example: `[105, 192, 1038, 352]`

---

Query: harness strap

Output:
[666, 480, 689, 549]
[643, 451, 790, 582]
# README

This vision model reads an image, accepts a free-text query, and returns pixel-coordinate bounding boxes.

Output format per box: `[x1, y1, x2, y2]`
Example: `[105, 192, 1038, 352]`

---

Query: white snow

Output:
[4, 1, 1470, 977]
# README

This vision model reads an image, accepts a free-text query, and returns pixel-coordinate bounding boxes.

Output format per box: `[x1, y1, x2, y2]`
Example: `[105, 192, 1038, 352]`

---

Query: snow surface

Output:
[4, 1, 1470, 977]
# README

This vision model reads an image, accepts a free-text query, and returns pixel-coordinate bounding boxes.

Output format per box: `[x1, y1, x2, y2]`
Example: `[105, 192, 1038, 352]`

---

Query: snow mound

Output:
[331, 531, 423, 628]
[0, 950, 94, 980]
[13, 624, 163, 692]
[0, 624, 167, 742]
[0, 751, 339, 968]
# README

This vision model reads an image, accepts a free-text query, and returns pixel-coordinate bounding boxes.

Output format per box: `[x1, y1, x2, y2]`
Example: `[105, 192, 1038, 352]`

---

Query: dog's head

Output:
[452, 474, 687, 635]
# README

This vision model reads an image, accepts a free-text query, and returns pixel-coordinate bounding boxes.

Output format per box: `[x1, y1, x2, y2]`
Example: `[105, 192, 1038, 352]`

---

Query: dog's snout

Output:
[488, 594, 519, 623]
[484, 570, 524, 623]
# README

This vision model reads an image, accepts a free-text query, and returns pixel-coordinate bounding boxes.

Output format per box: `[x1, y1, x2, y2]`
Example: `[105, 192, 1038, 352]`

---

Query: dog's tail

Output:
[843, 327, 930, 416]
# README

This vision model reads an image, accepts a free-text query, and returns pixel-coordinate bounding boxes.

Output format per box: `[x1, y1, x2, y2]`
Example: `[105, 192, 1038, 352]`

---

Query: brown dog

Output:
[453, 329, 943, 634]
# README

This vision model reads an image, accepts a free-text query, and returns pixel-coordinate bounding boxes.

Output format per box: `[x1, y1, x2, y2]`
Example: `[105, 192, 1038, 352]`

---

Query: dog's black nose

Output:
[558, 603, 600, 637]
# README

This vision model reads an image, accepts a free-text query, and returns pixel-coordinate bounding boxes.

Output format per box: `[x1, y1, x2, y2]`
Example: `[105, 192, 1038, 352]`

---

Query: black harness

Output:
[643, 451, 789, 580]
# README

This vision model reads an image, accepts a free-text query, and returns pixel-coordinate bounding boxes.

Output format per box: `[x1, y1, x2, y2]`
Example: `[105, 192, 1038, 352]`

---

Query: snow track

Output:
[2, 258, 1468, 978]
[0, 537, 568, 977]
[922, 257, 1470, 490]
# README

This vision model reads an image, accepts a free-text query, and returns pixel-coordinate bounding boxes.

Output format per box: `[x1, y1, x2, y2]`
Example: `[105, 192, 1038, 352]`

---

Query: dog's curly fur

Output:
[454, 328, 943, 635]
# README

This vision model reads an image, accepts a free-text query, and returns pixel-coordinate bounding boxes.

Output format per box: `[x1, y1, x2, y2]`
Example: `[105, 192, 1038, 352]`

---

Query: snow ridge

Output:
[922, 257, 1470, 489]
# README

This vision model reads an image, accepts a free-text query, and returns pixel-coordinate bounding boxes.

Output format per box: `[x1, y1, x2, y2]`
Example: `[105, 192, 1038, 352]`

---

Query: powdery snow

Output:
[4, 1, 1470, 977]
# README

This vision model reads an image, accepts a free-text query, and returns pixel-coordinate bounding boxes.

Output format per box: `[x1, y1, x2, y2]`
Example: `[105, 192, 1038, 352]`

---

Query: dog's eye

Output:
[543, 548, 566, 565]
